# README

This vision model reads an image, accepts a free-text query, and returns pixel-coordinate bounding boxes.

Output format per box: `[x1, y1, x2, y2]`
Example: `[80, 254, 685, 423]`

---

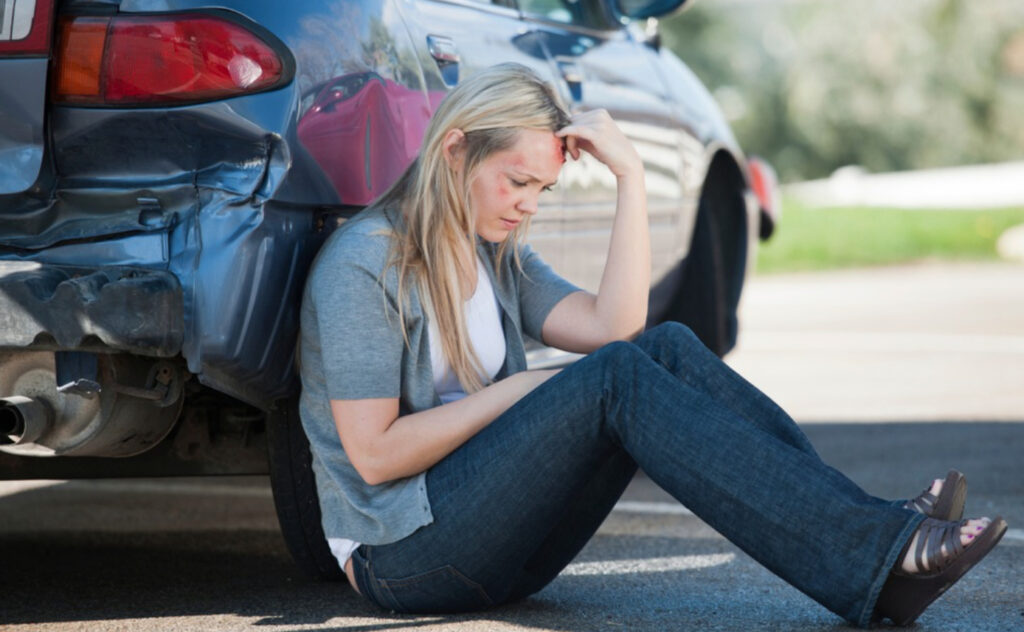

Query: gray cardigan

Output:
[298, 206, 580, 544]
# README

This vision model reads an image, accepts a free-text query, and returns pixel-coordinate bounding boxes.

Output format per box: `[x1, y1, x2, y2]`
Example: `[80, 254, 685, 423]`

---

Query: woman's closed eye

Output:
[509, 177, 554, 193]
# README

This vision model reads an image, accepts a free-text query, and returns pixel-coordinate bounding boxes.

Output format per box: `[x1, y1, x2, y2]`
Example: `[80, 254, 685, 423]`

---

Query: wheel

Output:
[663, 191, 745, 357]
[266, 398, 345, 581]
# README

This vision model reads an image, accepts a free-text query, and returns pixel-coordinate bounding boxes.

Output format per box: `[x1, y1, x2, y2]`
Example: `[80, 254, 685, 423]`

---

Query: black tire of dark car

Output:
[266, 398, 346, 581]
[663, 176, 747, 357]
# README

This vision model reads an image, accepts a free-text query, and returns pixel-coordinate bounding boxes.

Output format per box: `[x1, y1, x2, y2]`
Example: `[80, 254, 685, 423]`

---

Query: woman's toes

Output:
[900, 517, 992, 574]
[959, 518, 990, 547]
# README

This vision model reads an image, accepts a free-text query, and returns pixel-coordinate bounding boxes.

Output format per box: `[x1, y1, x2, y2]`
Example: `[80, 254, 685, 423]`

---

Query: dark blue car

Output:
[0, 0, 777, 577]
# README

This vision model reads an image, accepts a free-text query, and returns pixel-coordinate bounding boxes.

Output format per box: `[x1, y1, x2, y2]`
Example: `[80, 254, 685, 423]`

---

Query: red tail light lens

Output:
[53, 13, 289, 105]
[748, 155, 779, 219]
[748, 156, 781, 240]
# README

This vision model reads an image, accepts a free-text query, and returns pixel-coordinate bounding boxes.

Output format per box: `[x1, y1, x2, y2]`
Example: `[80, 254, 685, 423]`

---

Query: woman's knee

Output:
[592, 339, 649, 371]
[645, 321, 698, 343]
[586, 340, 659, 400]
[635, 321, 705, 361]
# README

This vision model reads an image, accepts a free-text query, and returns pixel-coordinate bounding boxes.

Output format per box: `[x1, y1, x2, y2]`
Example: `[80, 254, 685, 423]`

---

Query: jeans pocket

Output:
[377, 564, 493, 614]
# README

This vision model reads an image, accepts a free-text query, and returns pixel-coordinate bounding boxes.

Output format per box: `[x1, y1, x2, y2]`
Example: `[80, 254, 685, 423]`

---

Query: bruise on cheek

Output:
[492, 169, 510, 198]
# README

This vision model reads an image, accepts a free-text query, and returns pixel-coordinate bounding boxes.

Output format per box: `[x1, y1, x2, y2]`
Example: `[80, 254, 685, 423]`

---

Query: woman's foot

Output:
[876, 515, 1008, 626]
[904, 469, 966, 521]
[899, 517, 990, 573]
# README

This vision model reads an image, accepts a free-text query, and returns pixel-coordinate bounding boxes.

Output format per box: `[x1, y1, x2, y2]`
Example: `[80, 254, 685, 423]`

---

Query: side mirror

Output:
[615, 0, 688, 20]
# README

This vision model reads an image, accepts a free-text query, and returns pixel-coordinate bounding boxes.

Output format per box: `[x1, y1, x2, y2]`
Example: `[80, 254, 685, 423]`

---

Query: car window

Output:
[517, 0, 616, 30]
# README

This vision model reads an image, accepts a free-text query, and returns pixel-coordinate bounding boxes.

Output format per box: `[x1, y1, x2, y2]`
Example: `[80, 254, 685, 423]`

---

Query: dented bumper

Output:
[0, 262, 183, 356]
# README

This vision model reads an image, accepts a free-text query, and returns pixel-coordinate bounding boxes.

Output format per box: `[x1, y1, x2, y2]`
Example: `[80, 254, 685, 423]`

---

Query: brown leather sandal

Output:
[904, 469, 967, 521]
[874, 516, 1008, 626]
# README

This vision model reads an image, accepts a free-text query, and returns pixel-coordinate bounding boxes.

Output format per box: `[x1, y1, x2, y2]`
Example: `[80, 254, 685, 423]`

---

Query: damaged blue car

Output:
[0, 0, 777, 578]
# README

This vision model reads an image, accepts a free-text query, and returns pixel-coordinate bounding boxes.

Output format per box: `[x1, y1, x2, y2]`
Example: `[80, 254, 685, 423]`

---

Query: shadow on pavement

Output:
[0, 420, 1020, 631]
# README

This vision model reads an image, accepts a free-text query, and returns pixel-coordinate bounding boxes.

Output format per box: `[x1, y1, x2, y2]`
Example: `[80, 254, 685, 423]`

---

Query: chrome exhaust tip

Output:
[0, 396, 52, 445]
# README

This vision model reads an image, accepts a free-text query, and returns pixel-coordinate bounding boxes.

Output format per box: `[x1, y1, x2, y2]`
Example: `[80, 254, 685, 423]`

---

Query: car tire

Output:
[664, 194, 741, 357]
[266, 398, 346, 581]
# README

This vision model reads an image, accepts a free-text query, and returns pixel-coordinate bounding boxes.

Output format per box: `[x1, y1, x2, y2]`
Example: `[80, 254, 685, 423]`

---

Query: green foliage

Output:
[756, 200, 1024, 273]
[661, 0, 1024, 182]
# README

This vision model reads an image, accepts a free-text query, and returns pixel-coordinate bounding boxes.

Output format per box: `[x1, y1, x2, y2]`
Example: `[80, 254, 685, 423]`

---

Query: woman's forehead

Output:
[501, 129, 565, 175]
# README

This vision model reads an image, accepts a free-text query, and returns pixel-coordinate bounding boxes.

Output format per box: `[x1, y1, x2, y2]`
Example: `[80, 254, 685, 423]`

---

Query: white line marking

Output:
[611, 502, 1024, 547]
[613, 500, 693, 516]
[563, 553, 735, 576]
[0, 479, 64, 499]
[738, 331, 1024, 355]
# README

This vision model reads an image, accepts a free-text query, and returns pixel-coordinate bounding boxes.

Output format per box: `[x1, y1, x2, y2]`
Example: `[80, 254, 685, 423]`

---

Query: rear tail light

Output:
[53, 13, 290, 106]
[748, 156, 781, 240]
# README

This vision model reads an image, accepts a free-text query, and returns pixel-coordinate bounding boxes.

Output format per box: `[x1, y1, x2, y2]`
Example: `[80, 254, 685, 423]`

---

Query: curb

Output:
[997, 224, 1024, 262]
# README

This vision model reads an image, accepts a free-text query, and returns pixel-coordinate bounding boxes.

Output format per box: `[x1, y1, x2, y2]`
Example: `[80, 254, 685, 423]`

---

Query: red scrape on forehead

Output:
[552, 135, 566, 164]
[505, 135, 564, 172]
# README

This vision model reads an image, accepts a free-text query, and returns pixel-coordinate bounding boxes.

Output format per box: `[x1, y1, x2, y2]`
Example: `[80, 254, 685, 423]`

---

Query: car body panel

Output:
[526, 16, 690, 292]
[1, 0, 760, 415]
[0, 0, 54, 195]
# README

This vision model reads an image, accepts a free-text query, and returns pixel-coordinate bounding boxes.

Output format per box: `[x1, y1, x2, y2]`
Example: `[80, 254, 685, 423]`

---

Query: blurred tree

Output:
[661, 0, 1024, 182]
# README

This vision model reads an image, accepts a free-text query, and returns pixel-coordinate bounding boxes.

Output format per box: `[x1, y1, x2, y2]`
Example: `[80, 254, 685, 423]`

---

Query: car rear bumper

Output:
[0, 262, 183, 356]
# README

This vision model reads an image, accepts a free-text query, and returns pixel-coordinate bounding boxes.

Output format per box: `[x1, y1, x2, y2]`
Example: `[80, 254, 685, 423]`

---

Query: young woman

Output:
[298, 63, 1006, 627]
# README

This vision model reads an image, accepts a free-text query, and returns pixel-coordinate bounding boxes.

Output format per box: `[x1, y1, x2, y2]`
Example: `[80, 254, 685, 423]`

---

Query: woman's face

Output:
[467, 127, 565, 243]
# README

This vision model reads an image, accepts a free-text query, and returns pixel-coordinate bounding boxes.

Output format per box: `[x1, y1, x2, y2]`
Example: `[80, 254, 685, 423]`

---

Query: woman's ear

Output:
[441, 128, 466, 171]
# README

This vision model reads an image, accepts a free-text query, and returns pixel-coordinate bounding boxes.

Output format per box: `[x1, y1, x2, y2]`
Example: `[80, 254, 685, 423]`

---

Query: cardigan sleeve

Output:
[516, 242, 582, 343]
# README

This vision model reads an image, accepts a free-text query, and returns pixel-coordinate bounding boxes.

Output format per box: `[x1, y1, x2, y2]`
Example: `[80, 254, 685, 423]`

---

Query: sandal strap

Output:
[905, 489, 937, 514]
[912, 518, 967, 574]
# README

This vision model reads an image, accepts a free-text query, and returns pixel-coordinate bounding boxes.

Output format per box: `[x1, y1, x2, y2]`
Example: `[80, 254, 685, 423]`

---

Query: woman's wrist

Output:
[614, 162, 645, 182]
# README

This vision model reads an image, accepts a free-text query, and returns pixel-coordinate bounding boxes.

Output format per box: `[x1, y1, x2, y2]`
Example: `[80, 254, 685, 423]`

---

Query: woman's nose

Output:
[517, 195, 539, 215]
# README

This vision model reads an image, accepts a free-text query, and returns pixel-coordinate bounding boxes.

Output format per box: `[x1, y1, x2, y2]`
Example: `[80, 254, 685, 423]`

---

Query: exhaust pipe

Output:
[0, 396, 52, 445]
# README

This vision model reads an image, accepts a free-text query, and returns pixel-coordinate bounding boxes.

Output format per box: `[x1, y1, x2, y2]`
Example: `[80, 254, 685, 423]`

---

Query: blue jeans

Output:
[349, 322, 923, 627]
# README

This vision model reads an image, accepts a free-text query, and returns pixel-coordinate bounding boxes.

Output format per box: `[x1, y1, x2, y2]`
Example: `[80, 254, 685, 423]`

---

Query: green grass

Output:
[755, 199, 1024, 274]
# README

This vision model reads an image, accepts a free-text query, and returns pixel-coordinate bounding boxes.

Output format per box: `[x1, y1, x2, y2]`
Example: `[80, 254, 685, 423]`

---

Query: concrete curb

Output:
[997, 224, 1024, 262]
[785, 161, 1024, 210]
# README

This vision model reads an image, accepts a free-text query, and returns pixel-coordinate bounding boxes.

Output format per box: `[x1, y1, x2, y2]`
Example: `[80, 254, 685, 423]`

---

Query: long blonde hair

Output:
[370, 63, 569, 393]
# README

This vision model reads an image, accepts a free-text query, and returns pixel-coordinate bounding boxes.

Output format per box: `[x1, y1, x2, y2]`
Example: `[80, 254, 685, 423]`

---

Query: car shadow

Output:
[1, 420, 1021, 631]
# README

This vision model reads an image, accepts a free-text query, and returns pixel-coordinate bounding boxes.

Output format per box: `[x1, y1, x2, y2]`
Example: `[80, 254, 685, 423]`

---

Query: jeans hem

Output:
[854, 510, 925, 628]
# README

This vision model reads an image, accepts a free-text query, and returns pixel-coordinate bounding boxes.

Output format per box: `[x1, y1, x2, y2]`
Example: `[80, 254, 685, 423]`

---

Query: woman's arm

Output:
[541, 110, 651, 353]
[332, 369, 558, 485]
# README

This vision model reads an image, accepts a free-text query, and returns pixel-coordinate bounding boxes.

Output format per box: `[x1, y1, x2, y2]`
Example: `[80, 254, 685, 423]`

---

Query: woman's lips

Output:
[500, 218, 520, 230]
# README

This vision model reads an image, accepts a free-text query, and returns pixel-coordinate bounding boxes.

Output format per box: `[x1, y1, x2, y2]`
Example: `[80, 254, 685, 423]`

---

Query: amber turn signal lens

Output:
[53, 17, 109, 100]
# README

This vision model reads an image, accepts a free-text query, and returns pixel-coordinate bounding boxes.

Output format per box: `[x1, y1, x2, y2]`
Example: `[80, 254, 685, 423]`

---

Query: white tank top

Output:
[428, 256, 506, 402]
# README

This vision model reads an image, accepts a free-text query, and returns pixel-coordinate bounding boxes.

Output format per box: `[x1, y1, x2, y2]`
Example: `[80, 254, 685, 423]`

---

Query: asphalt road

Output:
[1, 261, 1022, 632]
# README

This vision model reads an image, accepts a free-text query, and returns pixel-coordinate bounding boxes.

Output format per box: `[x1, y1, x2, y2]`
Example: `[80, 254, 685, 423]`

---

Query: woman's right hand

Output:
[556, 109, 642, 180]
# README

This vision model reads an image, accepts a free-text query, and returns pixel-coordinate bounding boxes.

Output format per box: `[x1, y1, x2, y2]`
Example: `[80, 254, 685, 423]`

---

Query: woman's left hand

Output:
[556, 109, 642, 179]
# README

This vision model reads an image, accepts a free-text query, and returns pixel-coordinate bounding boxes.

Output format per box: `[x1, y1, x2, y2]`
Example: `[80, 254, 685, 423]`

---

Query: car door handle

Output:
[427, 34, 460, 64]
[556, 58, 583, 84]
[427, 34, 459, 87]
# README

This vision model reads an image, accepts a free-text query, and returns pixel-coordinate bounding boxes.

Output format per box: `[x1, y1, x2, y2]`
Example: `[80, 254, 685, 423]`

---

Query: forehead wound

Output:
[553, 136, 566, 164]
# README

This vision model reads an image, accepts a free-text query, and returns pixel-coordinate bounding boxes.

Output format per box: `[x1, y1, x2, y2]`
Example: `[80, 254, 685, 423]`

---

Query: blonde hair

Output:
[370, 63, 569, 393]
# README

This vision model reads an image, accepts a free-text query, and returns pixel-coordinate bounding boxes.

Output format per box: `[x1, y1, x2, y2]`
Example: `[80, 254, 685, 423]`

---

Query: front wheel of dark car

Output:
[266, 398, 345, 581]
